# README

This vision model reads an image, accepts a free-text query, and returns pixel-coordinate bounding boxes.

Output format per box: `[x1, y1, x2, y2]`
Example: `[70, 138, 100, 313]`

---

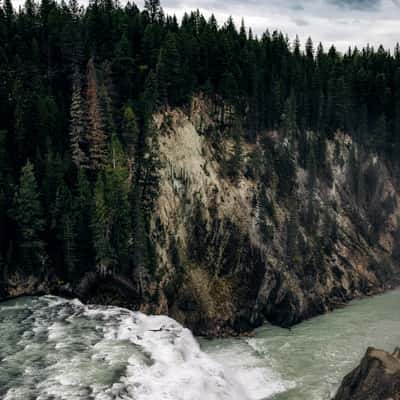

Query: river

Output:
[201, 288, 400, 399]
[0, 289, 399, 400]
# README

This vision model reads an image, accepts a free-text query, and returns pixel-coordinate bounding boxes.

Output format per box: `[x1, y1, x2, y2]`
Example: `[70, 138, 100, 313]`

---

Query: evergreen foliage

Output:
[11, 160, 45, 269]
[0, 0, 399, 289]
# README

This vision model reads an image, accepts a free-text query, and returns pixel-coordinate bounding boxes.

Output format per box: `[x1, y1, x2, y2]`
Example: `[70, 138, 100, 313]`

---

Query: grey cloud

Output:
[328, 0, 381, 10]
[11, 0, 400, 51]
[290, 4, 305, 11]
[292, 17, 309, 26]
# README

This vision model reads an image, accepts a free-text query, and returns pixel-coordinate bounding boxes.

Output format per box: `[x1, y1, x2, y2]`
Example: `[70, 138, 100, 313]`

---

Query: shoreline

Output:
[1, 275, 399, 339]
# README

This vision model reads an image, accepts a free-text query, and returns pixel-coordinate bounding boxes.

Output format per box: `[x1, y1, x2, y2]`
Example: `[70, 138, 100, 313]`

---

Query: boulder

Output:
[334, 347, 400, 400]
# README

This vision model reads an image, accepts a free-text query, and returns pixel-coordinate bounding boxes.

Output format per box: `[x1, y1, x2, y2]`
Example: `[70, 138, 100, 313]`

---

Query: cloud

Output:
[292, 17, 309, 26]
[158, 0, 400, 51]
[328, 0, 381, 10]
[10, 0, 400, 51]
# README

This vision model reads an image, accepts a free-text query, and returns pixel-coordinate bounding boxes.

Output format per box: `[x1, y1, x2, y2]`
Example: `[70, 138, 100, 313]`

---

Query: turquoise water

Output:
[201, 289, 400, 400]
[0, 290, 399, 399]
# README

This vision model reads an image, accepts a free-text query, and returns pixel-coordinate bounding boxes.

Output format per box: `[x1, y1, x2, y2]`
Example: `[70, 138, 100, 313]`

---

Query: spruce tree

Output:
[144, 0, 162, 23]
[91, 174, 112, 275]
[121, 105, 140, 158]
[86, 57, 107, 171]
[69, 65, 87, 168]
[143, 71, 159, 125]
[0, 130, 8, 262]
[105, 134, 131, 271]
[61, 186, 76, 274]
[156, 32, 183, 105]
[140, 122, 161, 216]
[12, 160, 45, 269]
[132, 192, 149, 294]
[74, 168, 94, 269]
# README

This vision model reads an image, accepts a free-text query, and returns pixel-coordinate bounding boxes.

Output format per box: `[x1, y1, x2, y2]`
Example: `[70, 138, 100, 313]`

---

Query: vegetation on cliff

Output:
[1, 0, 400, 333]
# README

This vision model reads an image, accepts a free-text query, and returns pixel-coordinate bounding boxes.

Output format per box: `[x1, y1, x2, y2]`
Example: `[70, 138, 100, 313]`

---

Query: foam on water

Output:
[4, 291, 399, 400]
[198, 337, 295, 400]
[0, 296, 249, 400]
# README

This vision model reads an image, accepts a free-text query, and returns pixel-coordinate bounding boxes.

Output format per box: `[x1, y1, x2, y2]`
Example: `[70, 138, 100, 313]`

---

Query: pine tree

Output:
[91, 174, 112, 275]
[86, 57, 107, 171]
[143, 71, 159, 125]
[131, 192, 149, 294]
[275, 145, 297, 198]
[140, 122, 161, 216]
[74, 168, 94, 268]
[137, 74, 161, 215]
[144, 0, 162, 23]
[69, 65, 87, 168]
[3, 0, 14, 29]
[11, 160, 45, 269]
[0, 130, 8, 262]
[42, 149, 65, 231]
[293, 35, 301, 57]
[61, 186, 76, 274]
[115, 32, 131, 59]
[156, 32, 183, 105]
[305, 37, 314, 59]
[105, 134, 131, 271]
[121, 104, 139, 158]
[0, 130, 7, 183]
[99, 61, 116, 136]
[13, 81, 30, 166]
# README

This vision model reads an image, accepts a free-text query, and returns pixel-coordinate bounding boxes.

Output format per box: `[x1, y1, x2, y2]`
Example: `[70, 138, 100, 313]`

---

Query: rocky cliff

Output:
[143, 96, 400, 335]
[2, 96, 400, 336]
[334, 347, 400, 400]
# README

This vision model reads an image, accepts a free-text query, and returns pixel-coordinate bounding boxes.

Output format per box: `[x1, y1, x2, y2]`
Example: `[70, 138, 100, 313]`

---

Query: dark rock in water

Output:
[334, 347, 400, 400]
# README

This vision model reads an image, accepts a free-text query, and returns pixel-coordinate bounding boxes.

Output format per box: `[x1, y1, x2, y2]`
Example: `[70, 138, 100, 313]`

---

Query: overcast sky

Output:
[134, 0, 400, 52]
[10, 0, 400, 52]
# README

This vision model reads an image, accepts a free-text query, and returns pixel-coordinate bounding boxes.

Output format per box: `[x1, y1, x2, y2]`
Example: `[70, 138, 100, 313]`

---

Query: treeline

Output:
[0, 0, 399, 281]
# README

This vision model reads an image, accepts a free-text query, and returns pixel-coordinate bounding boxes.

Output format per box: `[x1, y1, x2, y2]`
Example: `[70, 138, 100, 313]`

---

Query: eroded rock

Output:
[334, 347, 400, 400]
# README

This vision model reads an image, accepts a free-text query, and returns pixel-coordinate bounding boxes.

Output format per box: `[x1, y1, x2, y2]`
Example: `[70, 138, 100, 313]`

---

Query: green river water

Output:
[0, 289, 399, 400]
[201, 288, 400, 400]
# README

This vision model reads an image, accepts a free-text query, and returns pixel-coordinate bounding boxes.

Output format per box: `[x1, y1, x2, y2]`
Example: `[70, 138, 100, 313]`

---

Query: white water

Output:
[1, 290, 400, 400]
[0, 296, 248, 400]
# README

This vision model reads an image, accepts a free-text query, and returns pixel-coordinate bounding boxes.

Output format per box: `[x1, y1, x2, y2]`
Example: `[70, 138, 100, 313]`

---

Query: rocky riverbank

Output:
[2, 97, 400, 337]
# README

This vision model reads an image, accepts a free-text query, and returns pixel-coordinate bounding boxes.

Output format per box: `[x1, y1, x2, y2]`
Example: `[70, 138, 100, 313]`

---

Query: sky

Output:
[135, 0, 400, 52]
[11, 0, 400, 52]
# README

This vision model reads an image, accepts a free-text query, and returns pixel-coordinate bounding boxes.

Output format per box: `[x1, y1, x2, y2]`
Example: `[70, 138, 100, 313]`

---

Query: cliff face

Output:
[2, 96, 400, 336]
[144, 96, 400, 335]
[334, 347, 400, 400]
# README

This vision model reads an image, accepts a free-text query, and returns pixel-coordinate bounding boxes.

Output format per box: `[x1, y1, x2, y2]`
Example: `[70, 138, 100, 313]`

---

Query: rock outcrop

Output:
[145, 96, 400, 335]
[2, 96, 400, 336]
[334, 347, 400, 400]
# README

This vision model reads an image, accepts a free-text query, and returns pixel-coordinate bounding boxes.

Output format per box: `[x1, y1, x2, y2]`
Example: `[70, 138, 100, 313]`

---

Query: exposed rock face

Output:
[2, 96, 400, 336]
[334, 347, 400, 400]
[145, 97, 400, 335]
